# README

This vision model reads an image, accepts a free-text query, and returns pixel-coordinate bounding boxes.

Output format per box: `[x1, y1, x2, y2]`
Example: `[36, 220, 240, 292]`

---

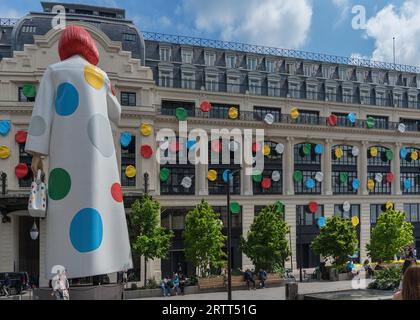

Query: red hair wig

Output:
[58, 25, 99, 65]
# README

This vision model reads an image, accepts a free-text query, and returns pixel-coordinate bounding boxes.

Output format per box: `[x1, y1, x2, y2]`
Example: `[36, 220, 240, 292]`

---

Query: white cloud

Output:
[179, 0, 312, 49]
[364, 0, 420, 66]
[331, 0, 351, 27]
[0, 8, 23, 19]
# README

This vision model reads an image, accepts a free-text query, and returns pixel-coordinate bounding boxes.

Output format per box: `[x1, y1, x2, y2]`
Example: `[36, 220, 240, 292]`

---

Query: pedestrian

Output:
[160, 276, 170, 297]
[51, 270, 63, 300]
[258, 269, 267, 288]
[362, 259, 374, 278]
[179, 272, 186, 295]
[393, 265, 420, 300]
[397, 259, 416, 291]
[2, 273, 10, 297]
[176, 262, 183, 274]
[374, 259, 385, 271]
[172, 273, 181, 295]
[244, 269, 256, 290]
[59, 270, 70, 300]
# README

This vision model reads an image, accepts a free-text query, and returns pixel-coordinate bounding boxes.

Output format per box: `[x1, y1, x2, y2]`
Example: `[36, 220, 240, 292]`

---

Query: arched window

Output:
[121, 135, 136, 187]
[332, 145, 358, 194]
[367, 146, 392, 195]
[294, 143, 322, 195]
[160, 137, 195, 195]
[400, 147, 420, 195]
[253, 141, 283, 195]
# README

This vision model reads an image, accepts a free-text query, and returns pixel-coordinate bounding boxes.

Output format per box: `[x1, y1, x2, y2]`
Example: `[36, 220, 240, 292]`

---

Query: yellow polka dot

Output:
[140, 123, 152, 137]
[207, 170, 217, 182]
[84, 65, 104, 90]
[0, 145, 10, 159]
[263, 144, 271, 156]
[125, 165, 137, 178]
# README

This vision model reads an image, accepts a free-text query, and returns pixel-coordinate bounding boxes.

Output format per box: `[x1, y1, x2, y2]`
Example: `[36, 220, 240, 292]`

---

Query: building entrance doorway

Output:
[18, 216, 40, 287]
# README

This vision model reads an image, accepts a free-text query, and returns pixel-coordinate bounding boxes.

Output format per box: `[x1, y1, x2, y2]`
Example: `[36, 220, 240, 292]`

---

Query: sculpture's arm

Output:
[25, 67, 55, 174]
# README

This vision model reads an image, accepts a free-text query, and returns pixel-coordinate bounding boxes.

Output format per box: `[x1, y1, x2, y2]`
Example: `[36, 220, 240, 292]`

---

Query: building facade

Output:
[1, 2, 420, 286]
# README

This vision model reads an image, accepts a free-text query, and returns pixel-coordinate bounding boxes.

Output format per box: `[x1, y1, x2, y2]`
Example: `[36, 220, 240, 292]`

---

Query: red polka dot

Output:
[261, 178, 272, 189]
[111, 183, 123, 202]
[169, 141, 180, 153]
[141, 145, 153, 159]
[15, 163, 29, 179]
[200, 101, 211, 112]
[211, 140, 222, 153]
[252, 142, 261, 153]
[15, 131, 28, 144]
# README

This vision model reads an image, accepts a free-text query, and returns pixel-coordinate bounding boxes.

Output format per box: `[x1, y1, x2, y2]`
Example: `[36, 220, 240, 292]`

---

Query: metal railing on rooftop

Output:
[0, 18, 18, 26]
[143, 31, 420, 74]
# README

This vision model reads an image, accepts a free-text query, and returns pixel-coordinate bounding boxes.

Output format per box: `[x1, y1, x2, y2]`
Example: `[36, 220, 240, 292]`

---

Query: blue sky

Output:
[2, 0, 420, 66]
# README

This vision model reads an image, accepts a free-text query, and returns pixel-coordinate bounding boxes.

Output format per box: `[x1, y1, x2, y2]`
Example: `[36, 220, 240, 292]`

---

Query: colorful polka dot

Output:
[84, 65, 105, 90]
[70, 208, 103, 253]
[0, 120, 11, 136]
[28, 116, 46, 136]
[111, 183, 123, 203]
[55, 82, 79, 116]
[48, 168, 71, 200]
[87, 114, 114, 157]
[0, 145, 11, 159]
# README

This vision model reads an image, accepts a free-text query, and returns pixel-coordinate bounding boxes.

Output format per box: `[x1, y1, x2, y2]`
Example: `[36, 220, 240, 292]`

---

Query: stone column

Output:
[359, 202, 371, 262]
[241, 205, 254, 270]
[286, 137, 295, 196]
[392, 142, 402, 195]
[242, 165, 253, 196]
[198, 163, 208, 196]
[285, 204, 297, 270]
[360, 141, 369, 196]
[323, 139, 333, 196]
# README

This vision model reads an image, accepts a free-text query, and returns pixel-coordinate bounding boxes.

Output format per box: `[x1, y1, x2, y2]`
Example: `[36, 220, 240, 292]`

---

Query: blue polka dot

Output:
[55, 83, 79, 116]
[70, 208, 103, 253]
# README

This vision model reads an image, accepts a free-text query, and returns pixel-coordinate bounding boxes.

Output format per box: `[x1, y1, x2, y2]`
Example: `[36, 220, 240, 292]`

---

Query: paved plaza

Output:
[133, 280, 374, 300]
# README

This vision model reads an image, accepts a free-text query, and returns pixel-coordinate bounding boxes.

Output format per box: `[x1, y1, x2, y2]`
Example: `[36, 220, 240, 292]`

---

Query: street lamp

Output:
[226, 168, 241, 301]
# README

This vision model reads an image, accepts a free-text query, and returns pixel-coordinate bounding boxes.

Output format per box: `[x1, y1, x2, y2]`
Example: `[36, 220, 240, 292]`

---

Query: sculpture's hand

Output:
[31, 153, 44, 176]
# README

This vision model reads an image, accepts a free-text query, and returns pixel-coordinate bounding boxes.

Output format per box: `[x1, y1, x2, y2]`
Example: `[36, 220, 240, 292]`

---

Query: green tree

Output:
[311, 216, 358, 267]
[129, 194, 174, 284]
[367, 209, 413, 261]
[183, 200, 226, 277]
[241, 204, 290, 272]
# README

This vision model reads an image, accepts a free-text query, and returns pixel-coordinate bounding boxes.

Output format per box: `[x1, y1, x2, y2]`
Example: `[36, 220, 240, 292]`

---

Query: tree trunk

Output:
[144, 258, 147, 288]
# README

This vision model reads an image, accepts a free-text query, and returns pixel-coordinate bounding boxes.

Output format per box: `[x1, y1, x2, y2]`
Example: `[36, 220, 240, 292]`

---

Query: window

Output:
[403, 204, 420, 223]
[247, 57, 257, 71]
[75, 9, 93, 15]
[295, 110, 320, 125]
[227, 76, 240, 93]
[388, 73, 397, 86]
[400, 118, 420, 132]
[342, 88, 353, 104]
[360, 90, 370, 105]
[205, 74, 218, 92]
[322, 66, 335, 79]
[121, 135, 136, 187]
[288, 83, 300, 99]
[159, 71, 172, 87]
[303, 64, 317, 77]
[120, 92, 136, 106]
[376, 91, 386, 106]
[370, 204, 386, 224]
[100, 11, 116, 18]
[266, 60, 275, 73]
[334, 204, 360, 220]
[22, 26, 36, 33]
[123, 33, 136, 42]
[210, 103, 240, 119]
[226, 55, 237, 69]
[205, 52, 216, 67]
[208, 140, 241, 195]
[371, 72, 379, 84]
[296, 205, 324, 226]
[161, 100, 195, 117]
[18, 87, 35, 102]
[408, 95, 418, 109]
[294, 143, 322, 195]
[286, 62, 296, 75]
[181, 72, 195, 90]
[366, 115, 388, 129]
[332, 145, 358, 195]
[325, 87, 336, 102]
[159, 47, 171, 62]
[401, 147, 420, 195]
[249, 78, 261, 95]
[332, 112, 356, 127]
[356, 70, 367, 83]
[393, 93, 403, 107]
[254, 106, 281, 123]
[253, 141, 283, 195]
[367, 146, 392, 195]
[18, 142, 33, 188]
[181, 49, 193, 64]
[268, 81, 280, 97]
[306, 84, 317, 100]
[214, 206, 242, 229]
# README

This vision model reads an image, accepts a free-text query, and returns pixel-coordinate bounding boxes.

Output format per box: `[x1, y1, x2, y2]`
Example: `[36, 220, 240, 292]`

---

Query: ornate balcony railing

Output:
[143, 31, 420, 73]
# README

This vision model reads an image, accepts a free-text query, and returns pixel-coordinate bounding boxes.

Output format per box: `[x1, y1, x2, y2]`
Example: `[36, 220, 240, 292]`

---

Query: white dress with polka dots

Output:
[26, 55, 133, 280]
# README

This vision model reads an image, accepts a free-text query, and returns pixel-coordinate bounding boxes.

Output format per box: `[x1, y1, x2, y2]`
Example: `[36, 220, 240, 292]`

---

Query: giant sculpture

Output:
[26, 25, 132, 279]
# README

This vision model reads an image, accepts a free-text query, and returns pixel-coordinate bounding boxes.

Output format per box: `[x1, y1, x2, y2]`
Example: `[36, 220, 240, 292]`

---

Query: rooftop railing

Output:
[0, 18, 18, 26]
[143, 31, 420, 74]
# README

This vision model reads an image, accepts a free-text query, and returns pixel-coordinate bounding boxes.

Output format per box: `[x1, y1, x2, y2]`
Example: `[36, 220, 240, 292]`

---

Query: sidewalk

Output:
[132, 280, 371, 300]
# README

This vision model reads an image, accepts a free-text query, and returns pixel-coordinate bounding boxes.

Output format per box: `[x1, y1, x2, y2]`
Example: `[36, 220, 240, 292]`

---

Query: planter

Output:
[198, 277, 225, 292]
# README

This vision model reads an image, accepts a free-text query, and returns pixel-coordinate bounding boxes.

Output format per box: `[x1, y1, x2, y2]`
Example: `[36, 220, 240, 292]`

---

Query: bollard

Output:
[285, 282, 298, 300]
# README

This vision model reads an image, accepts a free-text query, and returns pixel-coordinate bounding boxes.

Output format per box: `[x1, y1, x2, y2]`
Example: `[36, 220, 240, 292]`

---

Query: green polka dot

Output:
[49, 168, 71, 200]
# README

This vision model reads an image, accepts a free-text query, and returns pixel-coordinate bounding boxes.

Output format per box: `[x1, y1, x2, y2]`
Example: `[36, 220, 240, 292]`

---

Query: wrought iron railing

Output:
[156, 106, 417, 133]
[155, 77, 420, 109]
[0, 18, 18, 26]
[143, 31, 420, 73]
